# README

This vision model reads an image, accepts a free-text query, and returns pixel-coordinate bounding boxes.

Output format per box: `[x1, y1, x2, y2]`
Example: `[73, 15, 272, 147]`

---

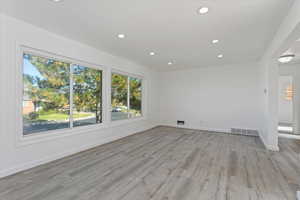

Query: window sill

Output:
[110, 116, 146, 127]
[16, 117, 147, 147]
[16, 123, 107, 147]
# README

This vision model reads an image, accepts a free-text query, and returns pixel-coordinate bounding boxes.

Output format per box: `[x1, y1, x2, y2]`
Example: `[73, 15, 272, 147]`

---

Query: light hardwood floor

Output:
[0, 126, 300, 200]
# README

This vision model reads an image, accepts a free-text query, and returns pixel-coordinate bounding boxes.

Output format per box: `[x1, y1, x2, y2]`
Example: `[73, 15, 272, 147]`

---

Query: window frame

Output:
[110, 70, 144, 122]
[71, 64, 104, 127]
[17, 46, 106, 143]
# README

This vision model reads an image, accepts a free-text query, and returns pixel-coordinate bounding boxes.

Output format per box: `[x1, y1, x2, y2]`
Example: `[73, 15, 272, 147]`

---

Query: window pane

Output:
[73, 65, 102, 127]
[129, 77, 142, 117]
[111, 73, 129, 121]
[22, 53, 70, 135]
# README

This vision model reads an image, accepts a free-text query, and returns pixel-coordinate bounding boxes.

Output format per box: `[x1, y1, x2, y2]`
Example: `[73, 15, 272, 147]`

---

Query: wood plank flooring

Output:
[0, 126, 300, 200]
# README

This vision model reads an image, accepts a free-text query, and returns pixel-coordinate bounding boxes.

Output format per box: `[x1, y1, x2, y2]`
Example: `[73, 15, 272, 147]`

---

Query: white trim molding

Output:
[0, 122, 156, 178]
[279, 133, 300, 140]
[0, 15, 155, 180]
[259, 133, 280, 151]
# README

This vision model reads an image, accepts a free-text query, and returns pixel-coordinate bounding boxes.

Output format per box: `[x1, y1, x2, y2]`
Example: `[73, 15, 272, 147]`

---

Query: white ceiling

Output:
[1, 0, 295, 70]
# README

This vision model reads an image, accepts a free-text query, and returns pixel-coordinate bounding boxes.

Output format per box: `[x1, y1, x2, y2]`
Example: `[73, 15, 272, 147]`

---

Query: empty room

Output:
[1, 0, 300, 199]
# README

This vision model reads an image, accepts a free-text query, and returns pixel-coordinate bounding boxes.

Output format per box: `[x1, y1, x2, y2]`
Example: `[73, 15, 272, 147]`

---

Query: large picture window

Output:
[22, 52, 102, 135]
[111, 73, 142, 121]
[72, 65, 102, 127]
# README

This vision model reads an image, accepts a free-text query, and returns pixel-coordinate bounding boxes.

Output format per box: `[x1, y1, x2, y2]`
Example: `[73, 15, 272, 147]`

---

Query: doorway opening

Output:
[278, 75, 294, 134]
[277, 35, 300, 137]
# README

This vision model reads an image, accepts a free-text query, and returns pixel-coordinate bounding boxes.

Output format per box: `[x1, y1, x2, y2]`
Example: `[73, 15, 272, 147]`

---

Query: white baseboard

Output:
[162, 124, 280, 151]
[259, 133, 279, 151]
[265, 144, 279, 151]
[0, 140, 106, 178]
[279, 133, 300, 140]
[0, 123, 279, 179]
[0, 124, 156, 179]
[159, 124, 231, 134]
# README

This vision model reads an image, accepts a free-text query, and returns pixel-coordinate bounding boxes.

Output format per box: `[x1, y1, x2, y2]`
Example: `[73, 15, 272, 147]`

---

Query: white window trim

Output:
[110, 70, 145, 123]
[15, 45, 147, 147]
[70, 65, 74, 128]
[16, 45, 108, 146]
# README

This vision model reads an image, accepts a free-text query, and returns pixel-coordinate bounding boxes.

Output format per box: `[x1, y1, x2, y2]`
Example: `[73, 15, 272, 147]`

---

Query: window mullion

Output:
[69, 64, 74, 128]
[127, 76, 130, 118]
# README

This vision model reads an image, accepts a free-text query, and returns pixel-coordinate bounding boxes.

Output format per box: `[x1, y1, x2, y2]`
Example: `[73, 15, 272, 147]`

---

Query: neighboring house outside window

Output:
[22, 52, 103, 136]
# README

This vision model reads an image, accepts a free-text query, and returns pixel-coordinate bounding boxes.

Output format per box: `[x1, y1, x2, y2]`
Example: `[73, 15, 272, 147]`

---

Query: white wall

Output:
[0, 14, 6, 172]
[2, 0, 299, 175]
[259, 0, 300, 151]
[157, 63, 263, 133]
[0, 14, 159, 178]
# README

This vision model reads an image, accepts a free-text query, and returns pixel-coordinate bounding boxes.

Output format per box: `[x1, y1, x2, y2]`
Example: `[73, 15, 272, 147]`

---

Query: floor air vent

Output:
[231, 128, 259, 137]
[177, 120, 185, 125]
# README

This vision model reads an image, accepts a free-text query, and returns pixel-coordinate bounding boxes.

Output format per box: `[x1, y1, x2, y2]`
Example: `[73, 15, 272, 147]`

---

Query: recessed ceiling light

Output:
[212, 40, 219, 44]
[51, 0, 63, 2]
[217, 54, 223, 58]
[198, 7, 209, 14]
[278, 54, 295, 63]
[149, 52, 155, 56]
[117, 34, 125, 39]
[168, 62, 173, 65]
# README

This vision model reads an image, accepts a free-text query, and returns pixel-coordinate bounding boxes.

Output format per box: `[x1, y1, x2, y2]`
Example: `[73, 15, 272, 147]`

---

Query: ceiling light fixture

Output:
[198, 7, 209, 14]
[51, 0, 63, 2]
[149, 52, 155, 56]
[117, 34, 125, 39]
[168, 62, 173, 65]
[212, 40, 219, 44]
[217, 54, 223, 58]
[278, 54, 295, 63]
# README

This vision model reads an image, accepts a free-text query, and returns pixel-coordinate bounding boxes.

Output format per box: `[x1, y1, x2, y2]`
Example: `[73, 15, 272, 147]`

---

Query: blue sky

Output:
[23, 57, 43, 79]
